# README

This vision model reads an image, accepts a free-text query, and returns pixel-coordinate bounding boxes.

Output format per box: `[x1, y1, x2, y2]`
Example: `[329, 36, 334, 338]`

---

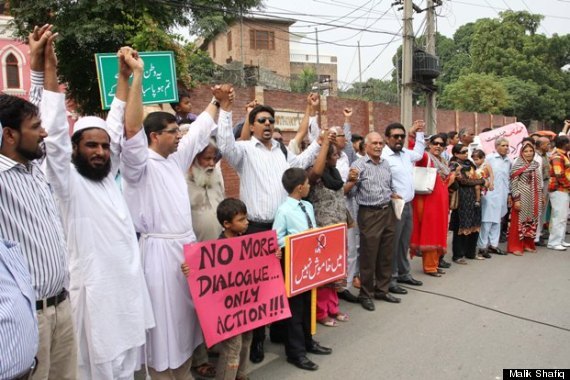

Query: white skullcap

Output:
[73, 116, 107, 135]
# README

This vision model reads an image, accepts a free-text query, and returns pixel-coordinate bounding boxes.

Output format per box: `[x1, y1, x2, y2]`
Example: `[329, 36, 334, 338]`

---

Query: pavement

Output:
[248, 240, 570, 380]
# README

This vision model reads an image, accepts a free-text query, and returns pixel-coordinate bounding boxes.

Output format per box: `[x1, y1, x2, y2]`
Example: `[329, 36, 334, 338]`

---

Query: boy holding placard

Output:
[272, 168, 333, 371]
[182, 198, 254, 380]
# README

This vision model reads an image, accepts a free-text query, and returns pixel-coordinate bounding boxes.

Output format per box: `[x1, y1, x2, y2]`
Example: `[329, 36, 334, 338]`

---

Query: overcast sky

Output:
[254, 0, 570, 87]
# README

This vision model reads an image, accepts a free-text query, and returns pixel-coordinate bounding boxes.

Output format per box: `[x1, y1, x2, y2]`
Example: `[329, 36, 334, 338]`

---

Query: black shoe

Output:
[438, 258, 451, 269]
[499, 233, 507, 243]
[306, 341, 332, 355]
[287, 356, 319, 371]
[535, 239, 547, 247]
[479, 249, 492, 259]
[397, 277, 423, 286]
[374, 293, 401, 303]
[389, 285, 408, 295]
[488, 246, 507, 255]
[249, 341, 264, 363]
[337, 289, 359, 303]
[358, 296, 375, 311]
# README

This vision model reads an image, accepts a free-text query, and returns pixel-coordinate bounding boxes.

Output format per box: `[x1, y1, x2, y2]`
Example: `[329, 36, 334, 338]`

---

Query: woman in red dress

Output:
[410, 134, 456, 277]
[507, 141, 542, 255]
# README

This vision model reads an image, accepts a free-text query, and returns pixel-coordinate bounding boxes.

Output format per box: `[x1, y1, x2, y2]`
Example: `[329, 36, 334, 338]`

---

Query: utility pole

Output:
[240, 13, 245, 86]
[425, 0, 437, 135]
[315, 27, 320, 85]
[400, 0, 414, 129]
[358, 40, 362, 95]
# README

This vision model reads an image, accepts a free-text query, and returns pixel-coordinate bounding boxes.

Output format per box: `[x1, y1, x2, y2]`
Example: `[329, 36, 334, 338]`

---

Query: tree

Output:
[339, 78, 398, 103]
[9, 0, 261, 114]
[440, 73, 509, 114]
[291, 68, 317, 93]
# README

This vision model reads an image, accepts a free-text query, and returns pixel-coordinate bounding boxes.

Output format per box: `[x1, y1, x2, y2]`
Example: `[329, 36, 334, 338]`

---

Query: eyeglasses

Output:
[256, 117, 275, 124]
[336, 134, 346, 137]
[431, 141, 445, 147]
[158, 127, 181, 135]
[390, 134, 406, 140]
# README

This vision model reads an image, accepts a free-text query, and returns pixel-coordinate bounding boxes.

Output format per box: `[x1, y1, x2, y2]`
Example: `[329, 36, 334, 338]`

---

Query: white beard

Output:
[190, 165, 219, 189]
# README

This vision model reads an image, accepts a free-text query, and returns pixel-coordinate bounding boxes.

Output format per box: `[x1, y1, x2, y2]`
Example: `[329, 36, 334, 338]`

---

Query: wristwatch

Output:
[211, 97, 220, 108]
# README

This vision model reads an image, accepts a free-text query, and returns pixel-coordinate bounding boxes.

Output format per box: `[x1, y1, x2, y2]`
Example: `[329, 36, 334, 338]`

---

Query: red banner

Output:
[184, 230, 291, 347]
[479, 122, 528, 160]
[285, 224, 347, 297]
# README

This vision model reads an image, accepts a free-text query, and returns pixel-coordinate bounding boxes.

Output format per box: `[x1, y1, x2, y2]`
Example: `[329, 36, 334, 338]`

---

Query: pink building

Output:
[0, 15, 31, 99]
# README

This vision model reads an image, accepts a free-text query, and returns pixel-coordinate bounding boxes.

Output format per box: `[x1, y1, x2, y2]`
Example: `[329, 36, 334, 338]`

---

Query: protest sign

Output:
[95, 51, 178, 109]
[285, 223, 347, 297]
[479, 122, 528, 160]
[184, 230, 290, 347]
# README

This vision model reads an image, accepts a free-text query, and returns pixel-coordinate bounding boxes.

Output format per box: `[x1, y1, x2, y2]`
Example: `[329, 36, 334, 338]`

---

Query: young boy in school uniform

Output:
[272, 168, 333, 371]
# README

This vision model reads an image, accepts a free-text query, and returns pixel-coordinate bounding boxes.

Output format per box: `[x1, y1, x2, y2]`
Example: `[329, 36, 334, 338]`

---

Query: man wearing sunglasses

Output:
[217, 103, 322, 364]
[381, 120, 426, 302]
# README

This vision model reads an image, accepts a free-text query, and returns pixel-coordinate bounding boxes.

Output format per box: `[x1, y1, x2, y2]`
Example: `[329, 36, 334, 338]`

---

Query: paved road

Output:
[249, 242, 570, 380]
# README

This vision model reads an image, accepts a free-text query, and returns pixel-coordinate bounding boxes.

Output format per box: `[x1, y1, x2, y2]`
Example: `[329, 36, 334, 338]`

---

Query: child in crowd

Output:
[471, 149, 494, 207]
[182, 198, 252, 380]
[171, 89, 198, 124]
[272, 168, 333, 371]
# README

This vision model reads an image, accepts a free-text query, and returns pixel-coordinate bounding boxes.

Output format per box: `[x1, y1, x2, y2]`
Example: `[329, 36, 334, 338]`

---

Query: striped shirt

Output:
[0, 239, 38, 379]
[548, 148, 570, 192]
[350, 154, 395, 206]
[0, 155, 69, 299]
[217, 109, 320, 222]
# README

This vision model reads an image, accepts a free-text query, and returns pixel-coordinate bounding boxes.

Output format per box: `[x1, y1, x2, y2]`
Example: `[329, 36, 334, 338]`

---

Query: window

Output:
[249, 30, 275, 50]
[227, 31, 232, 51]
[6, 53, 20, 89]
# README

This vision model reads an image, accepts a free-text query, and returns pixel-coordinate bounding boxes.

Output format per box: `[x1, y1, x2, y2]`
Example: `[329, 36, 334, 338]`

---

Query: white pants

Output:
[477, 222, 501, 249]
[547, 191, 569, 246]
[79, 346, 139, 380]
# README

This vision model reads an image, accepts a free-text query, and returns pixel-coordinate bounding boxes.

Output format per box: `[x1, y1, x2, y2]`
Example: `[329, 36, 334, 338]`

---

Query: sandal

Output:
[426, 272, 442, 277]
[510, 251, 523, 256]
[333, 312, 349, 322]
[318, 317, 338, 327]
[474, 255, 485, 260]
[192, 363, 216, 378]
[437, 268, 446, 274]
[453, 258, 468, 265]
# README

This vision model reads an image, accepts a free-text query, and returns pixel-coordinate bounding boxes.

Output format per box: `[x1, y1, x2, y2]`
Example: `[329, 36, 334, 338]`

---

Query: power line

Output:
[450, 0, 570, 20]
[350, 27, 403, 83]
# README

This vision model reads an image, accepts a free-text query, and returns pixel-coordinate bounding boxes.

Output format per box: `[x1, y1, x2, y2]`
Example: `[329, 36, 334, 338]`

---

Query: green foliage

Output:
[291, 68, 317, 93]
[440, 73, 509, 114]
[339, 78, 398, 103]
[9, 0, 260, 114]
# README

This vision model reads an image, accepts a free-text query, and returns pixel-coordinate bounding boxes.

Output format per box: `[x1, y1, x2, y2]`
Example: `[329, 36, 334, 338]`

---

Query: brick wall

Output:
[186, 84, 517, 199]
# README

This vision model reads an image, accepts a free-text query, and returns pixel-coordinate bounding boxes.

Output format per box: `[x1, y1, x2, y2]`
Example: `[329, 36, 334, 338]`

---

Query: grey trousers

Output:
[390, 202, 413, 287]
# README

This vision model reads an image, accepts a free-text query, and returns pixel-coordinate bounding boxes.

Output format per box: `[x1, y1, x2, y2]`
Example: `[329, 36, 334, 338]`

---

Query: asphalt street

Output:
[249, 240, 570, 380]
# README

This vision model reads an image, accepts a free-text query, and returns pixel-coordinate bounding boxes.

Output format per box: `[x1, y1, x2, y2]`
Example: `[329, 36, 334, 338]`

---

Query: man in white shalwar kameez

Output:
[35, 39, 155, 379]
[120, 84, 234, 379]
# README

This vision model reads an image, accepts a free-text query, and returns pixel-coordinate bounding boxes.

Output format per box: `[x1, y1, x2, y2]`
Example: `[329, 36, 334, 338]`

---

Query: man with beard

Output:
[36, 40, 155, 379]
[0, 25, 77, 379]
[187, 139, 225, 241]
[120, 83, 233, 379]
[381, 121, 425, 302]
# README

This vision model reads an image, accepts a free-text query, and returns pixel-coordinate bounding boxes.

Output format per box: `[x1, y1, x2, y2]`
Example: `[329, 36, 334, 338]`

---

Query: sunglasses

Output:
[458, 150, 469, 154]
[256, 117, 275, 124]
[431, 141, 445, 147]
[390, 134, 406, 140]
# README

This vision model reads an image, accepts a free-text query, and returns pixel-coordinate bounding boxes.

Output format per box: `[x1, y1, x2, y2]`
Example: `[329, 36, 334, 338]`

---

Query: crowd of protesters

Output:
[1, 26, 570, 380]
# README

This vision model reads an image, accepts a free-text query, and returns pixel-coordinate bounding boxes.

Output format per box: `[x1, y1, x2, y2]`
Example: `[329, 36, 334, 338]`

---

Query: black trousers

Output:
[246, 221, 273, 346]
[283, 290, 312, 359]
[452, 231, 479, 260]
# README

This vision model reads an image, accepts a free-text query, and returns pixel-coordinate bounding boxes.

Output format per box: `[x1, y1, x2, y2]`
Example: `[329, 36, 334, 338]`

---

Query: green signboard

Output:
[95, 51, 178, 110]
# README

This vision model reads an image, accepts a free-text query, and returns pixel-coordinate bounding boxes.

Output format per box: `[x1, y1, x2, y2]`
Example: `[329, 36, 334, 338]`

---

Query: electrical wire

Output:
[350, 27, 403, 82]
[450, 0, 570, 20]
[401, 286, 570, 333]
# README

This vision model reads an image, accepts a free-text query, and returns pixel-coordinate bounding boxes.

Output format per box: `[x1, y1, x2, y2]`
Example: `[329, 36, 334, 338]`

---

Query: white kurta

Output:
[120, 112, 216, 371]
[481, 153, 512, 222]
[41, 91, 155, 372]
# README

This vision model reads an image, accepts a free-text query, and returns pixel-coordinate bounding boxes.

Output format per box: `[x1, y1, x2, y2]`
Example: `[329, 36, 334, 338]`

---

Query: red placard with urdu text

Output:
[285, 223, 347, 297]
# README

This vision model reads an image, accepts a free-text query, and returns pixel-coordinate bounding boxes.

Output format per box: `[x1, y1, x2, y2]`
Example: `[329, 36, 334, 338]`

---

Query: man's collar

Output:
[0, 154, 29, 173]
[364, 154, 382, 164]
[252, 136, 278, 150]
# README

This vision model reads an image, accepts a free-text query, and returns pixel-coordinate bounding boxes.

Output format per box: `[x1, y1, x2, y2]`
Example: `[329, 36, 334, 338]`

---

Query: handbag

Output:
[413, 156, 437, 194]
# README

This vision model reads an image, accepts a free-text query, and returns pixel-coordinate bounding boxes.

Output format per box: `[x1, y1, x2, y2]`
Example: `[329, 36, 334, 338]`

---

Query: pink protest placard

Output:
[184, 230, 291, 347]
[479, 122, 528, 160]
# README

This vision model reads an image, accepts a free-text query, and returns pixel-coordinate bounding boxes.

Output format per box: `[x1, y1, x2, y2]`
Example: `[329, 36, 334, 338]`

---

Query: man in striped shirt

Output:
[0, 25, 77, 379]
[217, 103, 321, 363]
[0, 239, 38, 380]
[546, 135, 570, 250]
[345, 132, 401, 312]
